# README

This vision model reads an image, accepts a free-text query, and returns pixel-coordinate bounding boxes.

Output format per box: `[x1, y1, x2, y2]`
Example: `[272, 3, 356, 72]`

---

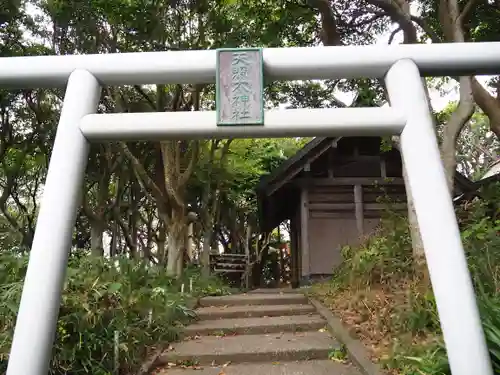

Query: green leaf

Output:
[108, 283, 122, 294]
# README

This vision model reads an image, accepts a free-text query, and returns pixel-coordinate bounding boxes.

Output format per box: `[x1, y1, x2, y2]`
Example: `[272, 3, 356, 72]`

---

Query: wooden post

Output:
[354, 184, 364, 237]
[327, 147, 334, 178]
[300, 188, 310, 282]
[244, 228, 251, 289]
[290, 218, 298, 288]
[380, 158, 387, 178]
[277, 225, 283, 284]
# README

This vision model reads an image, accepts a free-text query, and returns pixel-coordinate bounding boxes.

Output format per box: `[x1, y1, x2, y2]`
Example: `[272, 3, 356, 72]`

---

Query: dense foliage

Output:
[0, 252, 230, 374]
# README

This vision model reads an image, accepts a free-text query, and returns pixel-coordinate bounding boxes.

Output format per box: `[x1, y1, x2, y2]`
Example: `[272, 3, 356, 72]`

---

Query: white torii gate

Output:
[1, 42, 499, 375]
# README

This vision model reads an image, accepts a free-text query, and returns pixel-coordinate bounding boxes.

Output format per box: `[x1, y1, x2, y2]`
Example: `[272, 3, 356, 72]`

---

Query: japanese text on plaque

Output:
[230, 52, 252, 122]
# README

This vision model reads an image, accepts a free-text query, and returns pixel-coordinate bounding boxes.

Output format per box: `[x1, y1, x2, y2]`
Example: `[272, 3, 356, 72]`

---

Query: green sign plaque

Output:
[216, 48, 264, 126]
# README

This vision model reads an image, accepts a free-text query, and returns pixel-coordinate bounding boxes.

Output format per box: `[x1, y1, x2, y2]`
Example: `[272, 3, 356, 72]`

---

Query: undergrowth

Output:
[0, 252, 231, 375]
[311, 182, 500, 375]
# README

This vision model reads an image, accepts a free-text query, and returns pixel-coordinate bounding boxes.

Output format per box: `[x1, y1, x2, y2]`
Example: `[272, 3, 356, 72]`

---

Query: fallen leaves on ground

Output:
[311, 279, 438, 375]
[185, 335, 202, 341]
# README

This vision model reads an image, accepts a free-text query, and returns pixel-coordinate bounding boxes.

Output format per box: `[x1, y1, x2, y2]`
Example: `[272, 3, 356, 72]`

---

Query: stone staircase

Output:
[155, 289, 362, 375]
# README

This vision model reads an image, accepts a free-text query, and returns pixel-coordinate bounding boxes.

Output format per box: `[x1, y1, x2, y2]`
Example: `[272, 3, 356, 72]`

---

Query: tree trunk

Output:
[128, 214, 138, 259]
[90, 220, 105, 256]
[186, 221, 194, 261]
[199, 140, 232, 277]
[143, 209, 154, 262]
[201, 228, 212, 278]
[166, 230, 180, 277]
[128, 180, 139, 259]
[110, 221, 119, 257]
[244, 225, 251, 288]
[439, 0, 475, 192]
[157, 211, 167, 265]
[166, 211, 185, 278]
[251, 233, 271, 288]
[253, 247, 269, 288]
[176, 241, 184, 278]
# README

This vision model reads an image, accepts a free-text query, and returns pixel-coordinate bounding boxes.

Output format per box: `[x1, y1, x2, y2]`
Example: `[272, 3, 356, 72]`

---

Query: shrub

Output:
[391, 294, 500, 375]
[332, 212, 413, 289]
[389, 343, 451, 375]
[315, 182, 500, 374]
[0, 252, 230, 375]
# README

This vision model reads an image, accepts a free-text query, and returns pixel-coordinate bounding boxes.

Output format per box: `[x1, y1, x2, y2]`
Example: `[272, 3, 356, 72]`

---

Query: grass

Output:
[328, 344, 348, 363]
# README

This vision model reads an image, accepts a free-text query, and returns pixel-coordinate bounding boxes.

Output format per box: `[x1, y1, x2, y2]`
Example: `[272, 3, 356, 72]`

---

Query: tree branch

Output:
[410, 15, 442, 43]
[388, 27, 402, 44]
[458, 0, 478, 26]
[350, 12, 387, 28]
[179, 141, 200, 188]
[308, 0, 342, 46]
[160, 141, 185, 209]
[365, 0, 418, 43]
[442, 76, 475, 191]
[82, 190, 100, 222]
[115, 212, 137, 254]
[133, 85, 157, 111]
[118, 142, 166, 205]
[472, 78, 500, 137]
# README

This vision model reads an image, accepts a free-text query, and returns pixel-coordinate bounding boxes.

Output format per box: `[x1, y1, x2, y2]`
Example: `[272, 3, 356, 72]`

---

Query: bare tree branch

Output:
[388, 27, 402, 44]
[133, 85, 156, 111]
[350, 12, 387, 28]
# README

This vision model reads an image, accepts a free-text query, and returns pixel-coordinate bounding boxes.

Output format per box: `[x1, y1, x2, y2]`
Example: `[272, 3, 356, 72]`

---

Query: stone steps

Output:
[159, 331, 339, 365]
[198, 293, 308, 307]
[183, 314, 326, 336]
[196, 303, 316, 320]
[159, 360, 362, 375]
[248, 287, 305, 294]
[155, 290, 364, 375]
